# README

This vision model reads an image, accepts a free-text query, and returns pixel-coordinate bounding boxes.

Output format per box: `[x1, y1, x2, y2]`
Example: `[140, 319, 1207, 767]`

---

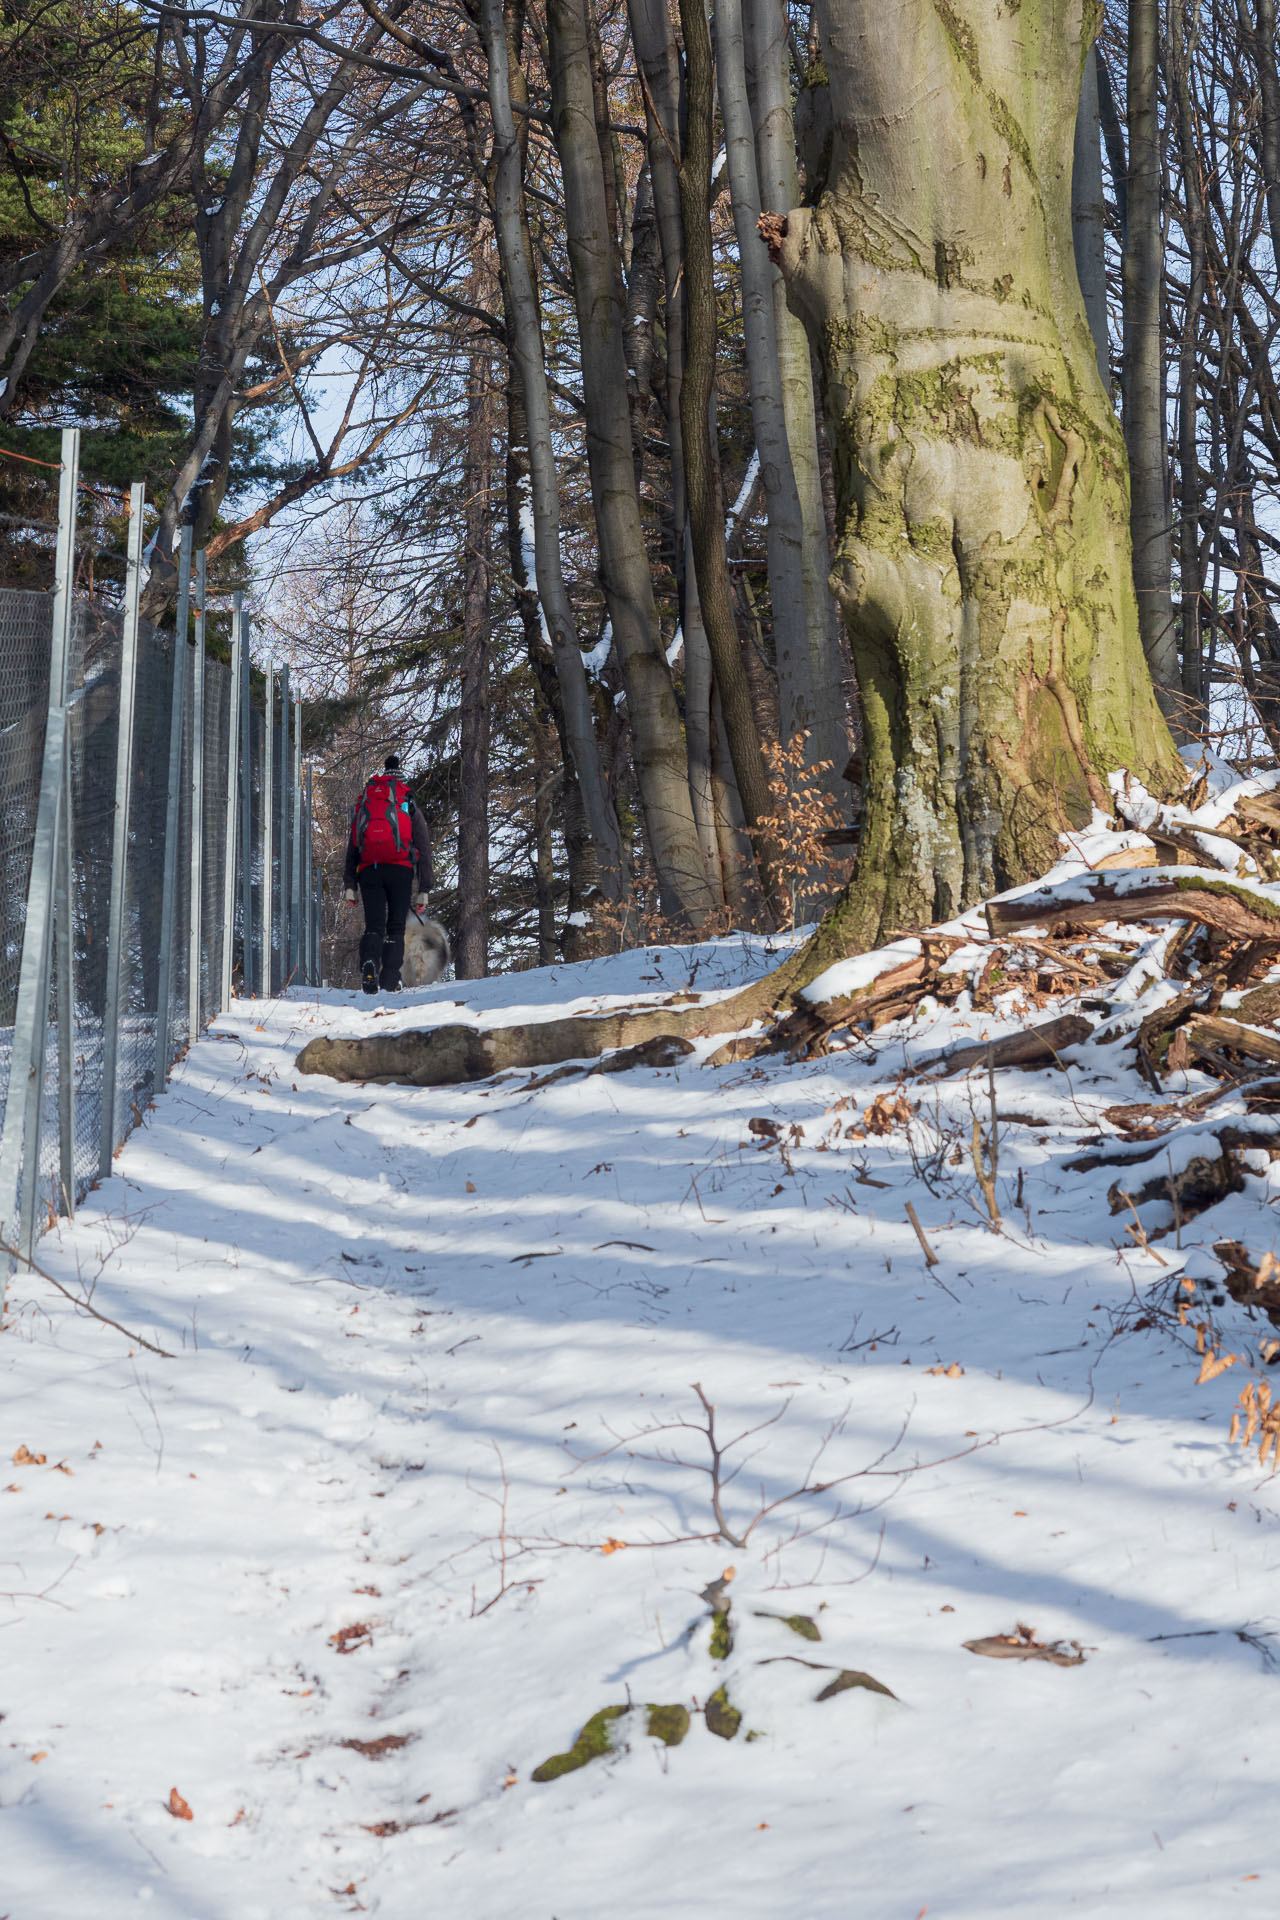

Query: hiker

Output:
[342, 754, 433, 994]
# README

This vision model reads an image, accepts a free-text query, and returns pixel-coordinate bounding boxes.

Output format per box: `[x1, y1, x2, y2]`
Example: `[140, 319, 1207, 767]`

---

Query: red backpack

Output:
[352, 774, 412, 867]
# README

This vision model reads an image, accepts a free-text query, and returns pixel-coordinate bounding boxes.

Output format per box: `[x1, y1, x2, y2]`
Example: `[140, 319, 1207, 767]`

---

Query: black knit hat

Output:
[384, 754, 401, 771]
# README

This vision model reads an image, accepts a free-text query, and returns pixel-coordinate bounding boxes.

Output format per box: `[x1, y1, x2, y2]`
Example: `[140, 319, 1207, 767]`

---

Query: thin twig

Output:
[1, 1241, 174, 1357]
[905, 1201, 938, 1266]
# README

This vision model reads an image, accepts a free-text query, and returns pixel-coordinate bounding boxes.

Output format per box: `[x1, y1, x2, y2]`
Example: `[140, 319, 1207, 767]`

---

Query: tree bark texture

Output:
[1122, 0, 1182, 724]
[456, 340, 494, 980]
[768, 0, 1181, 948]
[547, 0, 721, 926]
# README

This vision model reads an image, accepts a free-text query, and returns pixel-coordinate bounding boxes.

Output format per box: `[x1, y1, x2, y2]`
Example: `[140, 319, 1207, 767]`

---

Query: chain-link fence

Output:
[0, 435, 322, 1279]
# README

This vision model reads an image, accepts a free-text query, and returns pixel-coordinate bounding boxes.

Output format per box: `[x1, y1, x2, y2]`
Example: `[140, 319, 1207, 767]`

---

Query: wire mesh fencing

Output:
[0, 436, 322, 1278]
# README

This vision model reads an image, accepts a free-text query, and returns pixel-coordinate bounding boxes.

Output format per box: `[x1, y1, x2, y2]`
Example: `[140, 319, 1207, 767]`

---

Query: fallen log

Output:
[1107, 1148, 1243, 1220]
[1066, 1119, 1280, 1174]
[295, 933, 951, 1088]
[987, 872, 1280, 943]
[915, 1014, 1092, 1078]
[296, 1009, 716, 1087]
[1186, 1014, 1280, 1070]
[1214, 1242, 1280, 1327]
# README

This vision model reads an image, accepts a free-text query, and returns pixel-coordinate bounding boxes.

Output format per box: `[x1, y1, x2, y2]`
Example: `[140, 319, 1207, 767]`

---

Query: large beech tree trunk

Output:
[296, 0, 1187, 1093]
[764, 0, 1182, 950]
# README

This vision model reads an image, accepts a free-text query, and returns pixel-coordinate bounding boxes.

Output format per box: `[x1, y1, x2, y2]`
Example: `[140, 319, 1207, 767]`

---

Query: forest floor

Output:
[4, 856, 1280, 1917]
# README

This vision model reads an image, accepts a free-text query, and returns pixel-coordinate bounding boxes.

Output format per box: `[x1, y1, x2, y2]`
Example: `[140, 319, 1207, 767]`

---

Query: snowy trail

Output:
[3, 935, 1279, 1918]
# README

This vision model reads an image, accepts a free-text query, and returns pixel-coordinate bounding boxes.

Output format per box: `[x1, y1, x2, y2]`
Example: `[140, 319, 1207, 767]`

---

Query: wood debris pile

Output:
[782, 772, 1280, 1323]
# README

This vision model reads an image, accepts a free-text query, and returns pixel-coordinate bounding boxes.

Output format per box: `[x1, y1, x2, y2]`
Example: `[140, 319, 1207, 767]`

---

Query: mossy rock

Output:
[705, 1686, 742, 1740]
[754, 1610, 821, 1642]
[709, 1609, 733, 1661]
[814, 1668, 898, 1703]
[531, 1704, 627, 1782]
[646, 1703, 690, 1746]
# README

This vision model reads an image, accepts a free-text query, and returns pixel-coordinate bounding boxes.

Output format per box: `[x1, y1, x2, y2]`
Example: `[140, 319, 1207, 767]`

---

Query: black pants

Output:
[358, 864, 413, 986]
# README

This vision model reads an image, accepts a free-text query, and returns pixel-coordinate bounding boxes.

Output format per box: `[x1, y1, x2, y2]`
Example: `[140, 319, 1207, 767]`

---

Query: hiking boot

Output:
[381, 976, 402, 994]
[361, 959, 379, 995]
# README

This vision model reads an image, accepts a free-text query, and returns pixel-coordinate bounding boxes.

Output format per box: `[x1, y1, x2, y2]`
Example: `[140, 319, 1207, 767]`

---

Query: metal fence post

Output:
[278, 663, 290, 984]
[310, 763, 322, 987]
[238, 598, 252, 996]
[262, 662, 274, 996]
[189, 549, 206, 1036]
[301, 762, 313, 984]
[98, 483, 145, 1180]
[154, 527, 191, 1095]
[220, 594, 241, 1013]
[291, 697, 303, 983]
[0, 710, 67, 1276]
[53, 427, 80, 1218]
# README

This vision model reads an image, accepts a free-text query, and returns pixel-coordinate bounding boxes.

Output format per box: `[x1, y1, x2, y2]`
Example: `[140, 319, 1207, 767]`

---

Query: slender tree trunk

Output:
[505, 378, 600, 940]
[682, 528, 726, 886]
[628, 0, 689, 576]
[716, 0, 816, 754]
[481, 0, 628, 903]
[769, 0, 1180, 949]
[1123, 0, 1182, 727]
[531, 707, 560, 964]
[1072, 35, 1111, 392]
[744, 0, 848, 791]
[457, 341, 493, 979]
[1249, 0, 1280, 271]
[676, 0, 781, 917]
[625, 165, 662, 482]
[1170, 0, 1207, 726]
[547, 0, 720, 926]
[711, 689, 761, 922]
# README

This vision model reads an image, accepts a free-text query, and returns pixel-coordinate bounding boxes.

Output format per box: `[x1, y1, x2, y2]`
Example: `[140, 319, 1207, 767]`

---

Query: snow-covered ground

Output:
[3, 927, 1280, 1918]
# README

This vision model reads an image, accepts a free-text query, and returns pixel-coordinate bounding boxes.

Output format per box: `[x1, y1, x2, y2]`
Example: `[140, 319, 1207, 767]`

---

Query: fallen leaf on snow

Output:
[167, 1787, 194, 1820]
[30, 1751, 47, 1763]
[330, 1622, 374, 1653]
[13, 1446, 46, 1466]
[964, 1623, 1085, 1666]
[465, 1180, 476, 1193]
[863, 1092, 914, 1135]
[924, 1363, 964, 1378]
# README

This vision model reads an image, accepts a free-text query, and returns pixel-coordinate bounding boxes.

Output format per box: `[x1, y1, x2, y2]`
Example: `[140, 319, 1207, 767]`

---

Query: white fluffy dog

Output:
[402, 914, 451, 987]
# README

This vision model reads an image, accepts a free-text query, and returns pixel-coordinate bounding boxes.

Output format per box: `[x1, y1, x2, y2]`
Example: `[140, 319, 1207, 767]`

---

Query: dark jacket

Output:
[343, 790, 433, 892]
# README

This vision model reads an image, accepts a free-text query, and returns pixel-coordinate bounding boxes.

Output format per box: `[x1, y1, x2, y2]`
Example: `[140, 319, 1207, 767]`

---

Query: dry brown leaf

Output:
[13, 1446, 46, 1466]
[863, 1092, 914, 1136]
[330, 1622, 373, 1654]
[964, 1627, 1085, 1666]
[600, 1537, 627, 1555]
[465, 1180, 476, 1193]
[167, 1787, 194, 1821]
